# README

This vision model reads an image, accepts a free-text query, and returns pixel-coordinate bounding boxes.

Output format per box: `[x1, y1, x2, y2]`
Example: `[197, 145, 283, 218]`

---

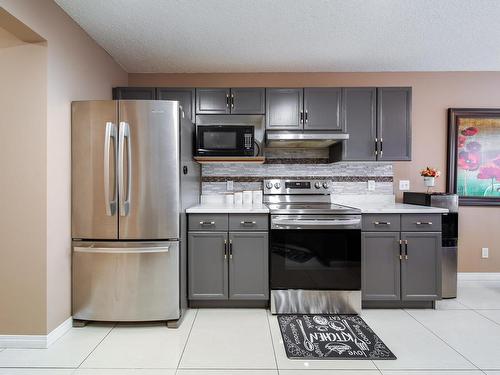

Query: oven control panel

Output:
[264, 179, 331, 194]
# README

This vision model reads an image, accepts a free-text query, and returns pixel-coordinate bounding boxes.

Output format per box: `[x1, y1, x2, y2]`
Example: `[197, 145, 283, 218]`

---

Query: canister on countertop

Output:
[234, 192, 243, 205]
[242, 190, 253, 206]
[252, 190, 263, 206]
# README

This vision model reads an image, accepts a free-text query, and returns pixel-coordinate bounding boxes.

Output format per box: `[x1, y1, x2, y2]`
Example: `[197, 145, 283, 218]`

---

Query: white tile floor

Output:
[1, 280, 499, 375]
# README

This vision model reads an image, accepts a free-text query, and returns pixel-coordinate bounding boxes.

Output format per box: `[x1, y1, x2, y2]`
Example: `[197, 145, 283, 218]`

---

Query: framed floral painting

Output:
[447, 108, 500, 206]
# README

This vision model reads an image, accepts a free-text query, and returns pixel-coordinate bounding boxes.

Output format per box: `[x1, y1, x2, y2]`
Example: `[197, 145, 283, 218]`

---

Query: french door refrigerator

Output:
[71, 100, 199, 325]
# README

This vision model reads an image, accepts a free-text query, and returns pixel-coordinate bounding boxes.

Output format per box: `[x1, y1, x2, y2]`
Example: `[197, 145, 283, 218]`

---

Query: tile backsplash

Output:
[201, 149, 394, 195]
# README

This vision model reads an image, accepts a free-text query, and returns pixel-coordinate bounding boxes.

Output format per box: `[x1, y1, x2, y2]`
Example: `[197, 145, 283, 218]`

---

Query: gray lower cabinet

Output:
[188, 232, 228, 300]
[401, 232, 442, 301]
[229, 232, 269, 300]
[377, 87, 412, 161]
[266, 88, 303, 130]
[362, 232, 401, 301]
[188, 214, 269, 304]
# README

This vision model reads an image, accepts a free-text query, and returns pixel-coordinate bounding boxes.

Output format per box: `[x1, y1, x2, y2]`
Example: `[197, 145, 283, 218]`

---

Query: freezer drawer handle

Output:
[119, 121, 132, 216]
[104, 122, 117, 216]
[74, 246, 169, 254]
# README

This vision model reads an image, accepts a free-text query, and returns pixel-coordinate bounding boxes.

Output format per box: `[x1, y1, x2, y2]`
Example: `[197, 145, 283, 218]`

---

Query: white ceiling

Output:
[55, 0, 500, 73]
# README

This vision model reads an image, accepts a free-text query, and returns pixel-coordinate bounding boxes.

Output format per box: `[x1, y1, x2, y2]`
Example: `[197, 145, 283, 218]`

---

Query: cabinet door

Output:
[157, 88, 195, 121]
[229, 232, 269, 300]
[401, 232, 442, 301]
[196, 88, 230, 114]
[377, 87, 412, 161]
[266, 88, 303, 130]
[361, 232, 401, 301]
[304, 88, 342, 131]
[230, 88, 265, 114]
[188, 232, 228, 300]
[112, 87, 156, 100]
[341, 88, 377, 161]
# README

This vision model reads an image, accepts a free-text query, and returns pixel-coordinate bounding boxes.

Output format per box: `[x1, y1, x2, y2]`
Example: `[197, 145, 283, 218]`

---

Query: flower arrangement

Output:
[420, 167, 441, 178]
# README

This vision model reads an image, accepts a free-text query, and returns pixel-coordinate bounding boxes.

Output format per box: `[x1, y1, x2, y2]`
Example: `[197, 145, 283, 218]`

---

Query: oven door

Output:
[196, 125, 253, 156]
[270, 215, 361, 291]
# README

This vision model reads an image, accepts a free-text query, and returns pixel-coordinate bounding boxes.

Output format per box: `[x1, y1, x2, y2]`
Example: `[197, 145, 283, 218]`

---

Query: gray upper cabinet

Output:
[266, 88, 303, 130]
[188, 232, 228, 300]
[230, 88, 265, 114]
[377, 87, 412, 161]
[362, 232, 401, 301]
[229, 232, 269, 300]
[112, 87, 156, 100]
[401, 232, 442, 301]
[196, 88, 231, 114]
[342, 88, 377, 161]
[303, 88, 342, 131]
[157, 88, 195, 120]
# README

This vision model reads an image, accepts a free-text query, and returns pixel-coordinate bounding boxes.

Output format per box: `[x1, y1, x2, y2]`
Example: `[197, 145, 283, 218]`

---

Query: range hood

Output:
[265, 132, 349, 148]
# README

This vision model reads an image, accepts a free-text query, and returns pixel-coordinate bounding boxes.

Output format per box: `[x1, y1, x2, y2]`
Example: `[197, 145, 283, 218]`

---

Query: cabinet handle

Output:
[380, 138, 383, 157]
[404, 239, 408, 260]
[240, 221, 256, 225]
[226, 94, 229, 108]
[300, 111, 304, 124]
[416, 221, 433, 225]
[305, 110, 308, 123]
[374, 138, 378, 156]
[399, 239, 403, 260]
[229, 239, 233, 259]
[231, 94, 234, 108]
[224, 239, 227, 260]
[374, 221, 390, 225]
[200, 221, 215, 226]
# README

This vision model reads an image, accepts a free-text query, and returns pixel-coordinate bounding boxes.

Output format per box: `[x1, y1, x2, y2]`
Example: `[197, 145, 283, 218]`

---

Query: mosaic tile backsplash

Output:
[201, 150, 394, 195]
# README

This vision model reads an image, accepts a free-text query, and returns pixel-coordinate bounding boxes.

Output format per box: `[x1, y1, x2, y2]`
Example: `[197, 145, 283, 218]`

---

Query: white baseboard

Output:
[458, 272, 500, 281]
[0, 316, 72, 349]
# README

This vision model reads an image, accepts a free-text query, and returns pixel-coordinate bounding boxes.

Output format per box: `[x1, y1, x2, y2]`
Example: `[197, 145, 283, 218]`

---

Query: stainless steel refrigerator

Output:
[71, 100, 199, 325]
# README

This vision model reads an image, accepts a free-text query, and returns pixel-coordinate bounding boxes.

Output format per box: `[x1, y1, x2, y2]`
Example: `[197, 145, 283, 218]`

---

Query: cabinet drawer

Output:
[401, 214, 441, 232]
[229, 214, 268, 231]
[362, 214, 400, 231]
[188, 214, 228, 231]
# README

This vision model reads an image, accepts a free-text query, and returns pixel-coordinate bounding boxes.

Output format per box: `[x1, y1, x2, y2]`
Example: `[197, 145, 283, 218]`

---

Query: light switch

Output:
[482, 247, 489, 258]
[367, 180, 376, 191]
[399, 180, 410, 191]
[226, 180, 234, 191]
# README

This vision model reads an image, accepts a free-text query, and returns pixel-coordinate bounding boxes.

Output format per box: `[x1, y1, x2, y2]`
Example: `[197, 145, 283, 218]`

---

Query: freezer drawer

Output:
[72, 241, 179, 322]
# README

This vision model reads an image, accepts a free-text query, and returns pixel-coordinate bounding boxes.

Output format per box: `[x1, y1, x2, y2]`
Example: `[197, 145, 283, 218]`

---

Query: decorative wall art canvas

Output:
[448, 108, 500, 205]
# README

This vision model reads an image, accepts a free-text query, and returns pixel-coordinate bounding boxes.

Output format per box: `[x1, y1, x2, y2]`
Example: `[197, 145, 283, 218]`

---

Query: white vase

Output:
[423, 176, 435, 187]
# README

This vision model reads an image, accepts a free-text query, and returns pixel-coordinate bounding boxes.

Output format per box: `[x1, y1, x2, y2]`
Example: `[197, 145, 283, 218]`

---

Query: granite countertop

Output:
[186, 203, 270, 214]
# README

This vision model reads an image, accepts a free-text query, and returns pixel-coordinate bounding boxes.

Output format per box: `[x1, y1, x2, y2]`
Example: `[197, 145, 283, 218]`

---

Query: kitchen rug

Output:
[277, 314, 396, 360]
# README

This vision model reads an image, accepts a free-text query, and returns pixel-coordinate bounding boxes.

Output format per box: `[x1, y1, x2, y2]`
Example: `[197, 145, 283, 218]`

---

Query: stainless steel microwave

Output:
[195, 125, 254, 156]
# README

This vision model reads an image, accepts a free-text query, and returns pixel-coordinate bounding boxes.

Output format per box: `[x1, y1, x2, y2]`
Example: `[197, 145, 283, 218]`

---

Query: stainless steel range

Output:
[264, 179, 362, 315]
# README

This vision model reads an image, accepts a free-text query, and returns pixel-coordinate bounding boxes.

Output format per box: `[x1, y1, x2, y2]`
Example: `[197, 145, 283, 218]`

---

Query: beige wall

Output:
[0, 27, 47, 335]
[130, 72, 500, 273]
[0, 1, 127, 335]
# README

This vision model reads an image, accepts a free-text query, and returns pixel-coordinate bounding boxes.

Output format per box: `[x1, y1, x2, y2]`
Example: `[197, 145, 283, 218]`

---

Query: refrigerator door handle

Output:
[74, 246, 169, 254]
[119, 121, 132, 216]
[104, 122, 117, 216]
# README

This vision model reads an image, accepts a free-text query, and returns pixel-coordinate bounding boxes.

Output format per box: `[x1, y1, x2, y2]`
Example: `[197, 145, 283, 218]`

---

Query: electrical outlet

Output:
[226, 180, 234, 191]
[399, 180, 410, 191]
[367, 180, 376, 191]
[482, 247, 489, 258]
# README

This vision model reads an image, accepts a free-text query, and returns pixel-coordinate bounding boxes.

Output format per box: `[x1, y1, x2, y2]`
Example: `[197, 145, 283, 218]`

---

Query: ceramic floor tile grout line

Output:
[176, 309, 200, 370]
[76, 323, 116, 369]
[402, 309, 483, 371]
[265, 310, 280, 370]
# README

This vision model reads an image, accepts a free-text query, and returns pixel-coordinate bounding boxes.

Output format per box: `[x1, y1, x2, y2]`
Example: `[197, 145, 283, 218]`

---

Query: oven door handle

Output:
[272, 218, 361, 229]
